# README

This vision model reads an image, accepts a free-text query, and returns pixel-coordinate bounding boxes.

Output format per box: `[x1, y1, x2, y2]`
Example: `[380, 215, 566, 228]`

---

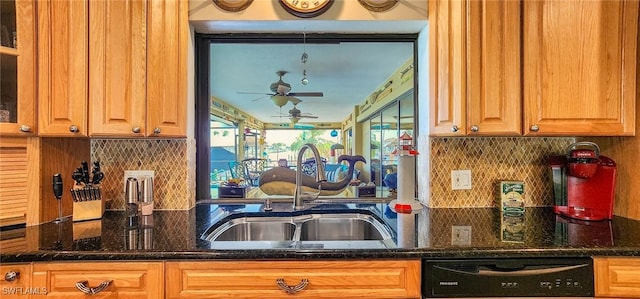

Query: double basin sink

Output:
[201, 208, 396, 249]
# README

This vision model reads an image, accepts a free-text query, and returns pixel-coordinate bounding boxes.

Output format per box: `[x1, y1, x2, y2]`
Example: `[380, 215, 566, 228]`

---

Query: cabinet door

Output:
[166, 260, 421, 299]
[37, 0, 88, 137]
[31, 261, 164, 299]
[146, 0, 187, 137]
[523, 1, 638, 136]
[89, 0, 147, 137]
[0, 0, 36, 136]
[429, 0, 467, 136]
[0, 263, 32, 299]
[595, 257, 640, 298]
[467, 0, 521, 136]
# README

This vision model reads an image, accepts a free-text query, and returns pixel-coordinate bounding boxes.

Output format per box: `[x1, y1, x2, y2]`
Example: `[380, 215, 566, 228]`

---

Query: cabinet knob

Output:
[4, 271, 19, 282]
[451, 125, 459, 133]
[75, 280, 112, 295]
[153, 127, 161, 135]
[276, 278, 309, 294]
[69, 125, 79, 133]
[19, 125, 31, 132]
[132, 126, 141, 134]
[470, 125, 479, 133]
[530, 124, 540, 132]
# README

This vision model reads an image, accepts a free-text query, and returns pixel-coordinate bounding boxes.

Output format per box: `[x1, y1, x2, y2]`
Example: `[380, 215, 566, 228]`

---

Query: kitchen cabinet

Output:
[523, 1, 638, 136]
[37, 0, 88, 137]
[31, 261, 164, 299]
[594, 257, 640, 298]
[0, 263, 32, 299]
[90, 0, 187, 137]
[0, 0, 37, 136]
[145, 0, 188, 138]
[166, 260, 421, 298]
[429, 0, 638, 137]
[38, 0, 187, 138]
[429, 0, 521, 136]
[0, 137, 39, 226]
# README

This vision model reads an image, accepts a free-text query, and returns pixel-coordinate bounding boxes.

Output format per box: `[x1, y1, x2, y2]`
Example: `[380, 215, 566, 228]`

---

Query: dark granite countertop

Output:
[2, 200, 640, 263]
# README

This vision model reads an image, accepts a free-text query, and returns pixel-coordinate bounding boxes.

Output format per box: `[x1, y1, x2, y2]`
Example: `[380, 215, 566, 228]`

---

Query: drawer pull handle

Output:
[75, 280, 112, 295]
[276, 278, 309, 294]
[4, 271, 19, 282]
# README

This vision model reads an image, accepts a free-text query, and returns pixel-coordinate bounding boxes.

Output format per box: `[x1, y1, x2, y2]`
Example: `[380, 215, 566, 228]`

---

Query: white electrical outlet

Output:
[451, 225, 472, 246]
[451, 170, 472, 190]
[123, 170, 154, 193]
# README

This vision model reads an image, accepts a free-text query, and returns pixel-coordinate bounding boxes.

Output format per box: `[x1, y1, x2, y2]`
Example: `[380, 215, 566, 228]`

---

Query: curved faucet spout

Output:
[294, 143, 327, 209]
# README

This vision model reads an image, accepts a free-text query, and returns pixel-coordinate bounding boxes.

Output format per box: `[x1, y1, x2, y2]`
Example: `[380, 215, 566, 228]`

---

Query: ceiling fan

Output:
[239, 71, 323, 107]
[272, 103, 319, 124]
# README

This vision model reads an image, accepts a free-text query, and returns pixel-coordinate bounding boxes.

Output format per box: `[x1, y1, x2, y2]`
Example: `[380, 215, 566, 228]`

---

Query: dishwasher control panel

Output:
[423, 257, 594, 297]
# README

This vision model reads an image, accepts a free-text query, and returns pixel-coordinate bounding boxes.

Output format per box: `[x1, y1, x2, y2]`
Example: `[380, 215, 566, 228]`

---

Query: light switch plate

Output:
[451, 170, 472, 190]
[123, 170, 154, 193]
[451, 225, 472, 246]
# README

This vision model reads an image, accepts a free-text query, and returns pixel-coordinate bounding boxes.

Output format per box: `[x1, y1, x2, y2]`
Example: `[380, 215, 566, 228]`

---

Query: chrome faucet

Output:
[294, 143, 327, 210]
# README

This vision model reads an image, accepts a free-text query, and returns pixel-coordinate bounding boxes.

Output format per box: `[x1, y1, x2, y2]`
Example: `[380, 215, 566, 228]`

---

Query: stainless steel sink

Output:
[298, 214, 389, 241]
[201, 211, 394, 248]
[208, 217, 296, 241]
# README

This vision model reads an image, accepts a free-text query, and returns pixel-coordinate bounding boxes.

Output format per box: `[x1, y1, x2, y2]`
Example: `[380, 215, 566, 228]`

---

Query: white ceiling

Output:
[209, 40, 415, 124]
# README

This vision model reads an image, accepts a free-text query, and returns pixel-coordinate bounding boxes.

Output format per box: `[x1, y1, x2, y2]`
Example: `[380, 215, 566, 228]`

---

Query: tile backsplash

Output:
[91, 139, 196, 210]
[429, 137, 576, 208]
[90, 137, 575, 210]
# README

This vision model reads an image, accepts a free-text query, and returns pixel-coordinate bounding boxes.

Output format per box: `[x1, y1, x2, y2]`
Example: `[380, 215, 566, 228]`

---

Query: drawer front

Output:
[166, 260, 421, 299]
[1, 263, 33, 299]
[31, 261, 163, 299]
[595, 257, 640, 298]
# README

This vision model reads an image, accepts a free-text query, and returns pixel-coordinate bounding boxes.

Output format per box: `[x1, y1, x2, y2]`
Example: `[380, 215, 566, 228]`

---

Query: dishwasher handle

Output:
[477, 264, 590, 277]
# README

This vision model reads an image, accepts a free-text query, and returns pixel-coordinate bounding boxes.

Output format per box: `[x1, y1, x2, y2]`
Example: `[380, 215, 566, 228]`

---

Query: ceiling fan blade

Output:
[238, 92, 271, 95]
[288, 92, 323, 97]
[302, 115, 319, 119]
[288, 97, 302, 104]
[251, 95, 271, 102]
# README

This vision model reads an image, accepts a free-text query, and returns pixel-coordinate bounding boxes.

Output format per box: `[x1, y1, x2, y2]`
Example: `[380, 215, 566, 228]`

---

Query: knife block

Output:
[72, 185, 105, 222]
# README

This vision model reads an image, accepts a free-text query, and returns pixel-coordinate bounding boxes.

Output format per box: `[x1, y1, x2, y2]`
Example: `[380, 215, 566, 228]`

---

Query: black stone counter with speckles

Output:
[2, 201, 640, 263]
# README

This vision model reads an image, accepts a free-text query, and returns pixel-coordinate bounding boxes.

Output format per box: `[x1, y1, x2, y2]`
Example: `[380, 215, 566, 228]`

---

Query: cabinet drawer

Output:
[31, 261, 163, 299]
[166, 260, 421, 299]
[595, 257, 640, 298]
[1, 263, 32, 299]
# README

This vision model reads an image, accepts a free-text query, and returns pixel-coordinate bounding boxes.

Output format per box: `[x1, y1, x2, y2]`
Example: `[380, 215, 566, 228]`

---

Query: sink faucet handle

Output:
[264, 198, 273, 211]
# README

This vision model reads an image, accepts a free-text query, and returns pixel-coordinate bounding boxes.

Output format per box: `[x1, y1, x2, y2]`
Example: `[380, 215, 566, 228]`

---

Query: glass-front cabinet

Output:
[0, 0, 36, 135]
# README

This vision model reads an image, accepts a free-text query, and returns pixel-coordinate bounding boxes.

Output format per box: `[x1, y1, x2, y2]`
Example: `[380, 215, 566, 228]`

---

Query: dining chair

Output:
[241, 158, 267, 186]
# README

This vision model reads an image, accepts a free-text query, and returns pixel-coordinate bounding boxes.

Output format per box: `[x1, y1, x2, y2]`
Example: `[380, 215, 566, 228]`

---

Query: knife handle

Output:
[53, 174, 63, 200]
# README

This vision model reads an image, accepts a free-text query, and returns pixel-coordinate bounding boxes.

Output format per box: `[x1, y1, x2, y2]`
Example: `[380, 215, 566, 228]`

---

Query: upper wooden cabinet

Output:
[90, 0, 187, 137]
[146, 0, 188, 138]
[0, 0, 37, 136]
[88, 0, 147, 137]
[430, 0, 521, 136]
[467, 0, 521, 136]
[37, 0, 89, 137]
[429, 0, 466, 136]
[39, 0, 187, 138]
[523, 1, 638, 136]
[430, 0, 638, 137]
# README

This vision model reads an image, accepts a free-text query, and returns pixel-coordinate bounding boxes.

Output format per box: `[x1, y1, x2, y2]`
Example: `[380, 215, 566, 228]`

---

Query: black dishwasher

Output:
[423, 257, 594, 298]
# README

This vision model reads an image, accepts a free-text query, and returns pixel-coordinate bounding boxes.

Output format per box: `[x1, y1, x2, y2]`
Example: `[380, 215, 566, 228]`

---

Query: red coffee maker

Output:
[548, 142, 616, 221]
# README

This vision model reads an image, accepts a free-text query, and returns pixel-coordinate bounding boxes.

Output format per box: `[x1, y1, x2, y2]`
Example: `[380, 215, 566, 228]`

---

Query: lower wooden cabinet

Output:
[0, 263, 33, 299]
[166, 260, 421, 299]
[30, 261, 164, 299]
[595, 257, 640, 298]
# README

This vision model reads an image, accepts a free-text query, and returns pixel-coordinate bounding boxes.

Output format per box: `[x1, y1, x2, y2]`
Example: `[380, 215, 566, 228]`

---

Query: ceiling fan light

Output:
[271, 95, 289, 107]
[301, 77, 309, 85]
[290, 117, 300, 124]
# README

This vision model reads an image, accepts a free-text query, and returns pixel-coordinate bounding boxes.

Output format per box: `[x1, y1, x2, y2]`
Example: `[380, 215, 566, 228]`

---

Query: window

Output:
[195, 33, 417, 200]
